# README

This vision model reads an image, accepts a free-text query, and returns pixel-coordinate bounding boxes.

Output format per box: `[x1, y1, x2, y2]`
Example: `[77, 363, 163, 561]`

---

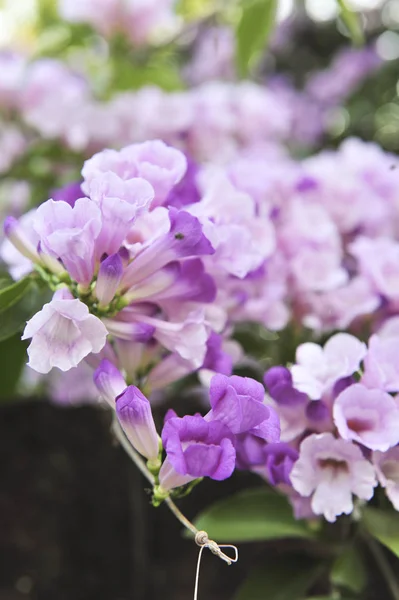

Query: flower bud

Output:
[93, 359, 126, 406]
[116, 385, 160, 461]
[4, 216, 40, 264]
[95, 253, 124, 307]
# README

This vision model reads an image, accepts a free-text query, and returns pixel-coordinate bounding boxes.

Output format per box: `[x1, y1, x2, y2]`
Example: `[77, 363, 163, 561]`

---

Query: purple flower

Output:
[22, 289, 108, 374]
[116, 386, 160, 462]
[165, 154, 201, 208]
[235, 411, 281, 469]
[207, 374, 274, 434]
[333, 383, 399, 451]
[33, 198, 102, 287]
[51, 181, 83, 207]
[290, 433, 377, 522]
[159, 414, 236, 490]
[121, 209, 214, 289]
[93, 359, 126, 406]
[264, 443, 299, 486]
[264, 366, 308, 406]
[125, 259, 216, 305]
[95, 253, 124, 307]
[202, 331, 233, 376]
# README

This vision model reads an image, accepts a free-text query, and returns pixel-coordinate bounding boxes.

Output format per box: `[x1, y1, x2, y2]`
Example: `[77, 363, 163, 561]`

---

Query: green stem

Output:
[364, 534, 399, 600]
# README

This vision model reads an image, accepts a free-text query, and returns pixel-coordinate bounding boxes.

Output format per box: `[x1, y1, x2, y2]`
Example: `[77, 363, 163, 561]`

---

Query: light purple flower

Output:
[362, 334, 399, 393]
[116, 385, 160, 462]
[22, 289, 108, 374]
[159, 414, 236, 490]
[373, 447, 399, 511]
[122, 140, 187, 206]
[189, 173, 275, 278]
[33, 198, 102, 287]
[333, 383, 399, 451]
[350, 236, 399, 302]
[3, 214, 40, 268]
[93, 358, 126, 406]
[82, 140, 186, 207]
[290, 433, 377, 522]
[88, 171, 154, 256]
[290, 247, 347, 292]
[291, 333, 367, 399]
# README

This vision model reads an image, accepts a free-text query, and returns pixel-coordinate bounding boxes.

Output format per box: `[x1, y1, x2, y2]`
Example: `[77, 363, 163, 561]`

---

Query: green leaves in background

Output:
[236, 0, 277, 77]
[0, 275, 50, 343]
[0, 277, 34, 313]
[192, 488, 314, 542]
[330, 543, 366, 593]
[234, 552, 324, 600]
[0, 335, 29, 398]
[0, 275, 50, 397]
[337, 0, 365, 46]
[363, 507, 399, 557]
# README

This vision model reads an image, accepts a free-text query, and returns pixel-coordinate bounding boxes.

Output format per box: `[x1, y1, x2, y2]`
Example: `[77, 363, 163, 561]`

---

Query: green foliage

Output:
[0, 276, 51, 342]
[176, 0, 214, 20]
[236, 0, 277, 77]
[234, 552, 325, 600]
[330, 543, 366, 593]
[363, 507, 399, 557]
[193, 487, 314, 542]
[0, 335, 28, 398]
[337, 0, 364, 46]
[0, 277, 35, 313]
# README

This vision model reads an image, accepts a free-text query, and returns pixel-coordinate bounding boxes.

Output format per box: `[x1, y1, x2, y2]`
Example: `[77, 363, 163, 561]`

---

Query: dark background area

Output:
[0, 401, 396, 600]
[0, 401, 266, 600]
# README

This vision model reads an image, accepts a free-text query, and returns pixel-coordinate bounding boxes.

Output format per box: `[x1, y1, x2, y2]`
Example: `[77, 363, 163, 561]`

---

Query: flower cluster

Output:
[58, 0, 180, 46]
[94, 363, 279, 501]
[0, 44, 380, 162]
[262, 326, 399, 522]
[3, 140, 239, 391]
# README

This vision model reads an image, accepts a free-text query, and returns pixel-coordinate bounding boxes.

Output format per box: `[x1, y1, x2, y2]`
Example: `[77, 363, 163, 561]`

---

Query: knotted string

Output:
[193, 531, 238, 600]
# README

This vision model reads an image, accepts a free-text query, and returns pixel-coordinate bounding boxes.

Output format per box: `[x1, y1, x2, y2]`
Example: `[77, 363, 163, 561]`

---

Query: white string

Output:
[193, 531, 238, 600]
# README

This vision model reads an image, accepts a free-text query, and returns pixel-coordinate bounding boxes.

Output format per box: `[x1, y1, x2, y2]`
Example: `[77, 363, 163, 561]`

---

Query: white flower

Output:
[22, 289, 107, 374]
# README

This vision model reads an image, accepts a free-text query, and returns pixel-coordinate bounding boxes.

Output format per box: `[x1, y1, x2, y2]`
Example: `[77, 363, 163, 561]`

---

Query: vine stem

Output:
[363, 533, 399, 600]
[112, 416, 238, 563]
[112, 417, 197, 536]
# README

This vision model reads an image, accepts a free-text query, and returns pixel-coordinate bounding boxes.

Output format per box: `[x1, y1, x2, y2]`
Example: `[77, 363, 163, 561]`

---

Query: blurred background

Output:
[0, 0, 398, 598]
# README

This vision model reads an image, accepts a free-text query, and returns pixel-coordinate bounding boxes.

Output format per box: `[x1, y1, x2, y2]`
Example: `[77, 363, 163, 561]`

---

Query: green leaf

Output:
[331, 544, 366, 593]
[234, 552, 324, 600]
[0, 279, 51, 342]
[0, 277, 33, 313]
[337, 0, 364, 46]
[192, 488, 314, 542]
[0, 335, 28, 398]
[363, 507, 399, 557]
[236, 0, 277, 77]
